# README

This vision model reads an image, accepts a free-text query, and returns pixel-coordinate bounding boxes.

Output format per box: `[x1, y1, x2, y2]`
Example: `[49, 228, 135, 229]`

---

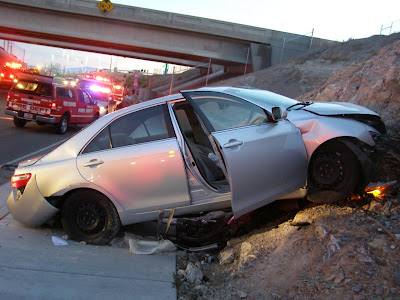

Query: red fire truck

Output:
[77, 73, 124, 116]
[0, 61, 22, 89]
[5, 73, 100, 134]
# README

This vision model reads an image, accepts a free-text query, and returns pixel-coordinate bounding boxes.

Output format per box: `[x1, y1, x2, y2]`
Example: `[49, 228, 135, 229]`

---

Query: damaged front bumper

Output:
[6, 175, 59, 227]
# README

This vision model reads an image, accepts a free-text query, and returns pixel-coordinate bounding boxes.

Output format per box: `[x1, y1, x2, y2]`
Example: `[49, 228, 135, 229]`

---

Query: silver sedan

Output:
[6, 87, 386, 244]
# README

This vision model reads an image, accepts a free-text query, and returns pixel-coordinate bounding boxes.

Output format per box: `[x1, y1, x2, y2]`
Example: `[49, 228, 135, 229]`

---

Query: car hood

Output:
[301, 102, 379, 116]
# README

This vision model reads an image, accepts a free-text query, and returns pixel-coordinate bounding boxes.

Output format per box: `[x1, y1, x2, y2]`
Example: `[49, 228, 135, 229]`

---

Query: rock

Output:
[206, 255, 213, 264]
[237, 290, 247, 298]
[292, 211, 312, 224]
[369, 200, 383, 213]
[334, 271, 345, 284]
[62, 235, 68, 240]
[220, 250, 236, 265]
[177, 250, 188, 261]
[194, 284, 208, 297]
[375, 286, 384, 296]
[315, 224, 329, 241]
[357, 247, 367, 255]
[325, 274, 336, 281]
[185, 262, 203, 284]
[352, 285, 363, 293]
[394, 269, 400, 286]
[359, 256, 373, 263]
[240, 242, 252, 257]
[324, 234, 342, 260]
[177, 269, 186, 277]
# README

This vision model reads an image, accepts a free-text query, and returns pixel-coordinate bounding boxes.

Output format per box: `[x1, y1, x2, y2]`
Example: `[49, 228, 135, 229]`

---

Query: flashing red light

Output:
[0, 73, 4, 77]
[85, 74, 94, 79]
[5, 62, 22, 69]
[11, 173, 32, 189]
[51, 103, 57, 108]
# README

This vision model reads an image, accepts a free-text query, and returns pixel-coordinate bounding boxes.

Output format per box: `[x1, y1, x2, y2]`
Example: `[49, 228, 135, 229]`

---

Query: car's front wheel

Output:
[61, 190, 121, 245]
[307, 140, 360, 203]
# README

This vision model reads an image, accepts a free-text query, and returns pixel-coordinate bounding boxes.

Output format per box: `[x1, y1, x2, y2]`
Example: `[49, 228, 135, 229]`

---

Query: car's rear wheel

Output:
[56, 115, 69, 134]
[13, 117, 27, 128]
[307, 140, 360, 203]
[61, 190, 121, 245]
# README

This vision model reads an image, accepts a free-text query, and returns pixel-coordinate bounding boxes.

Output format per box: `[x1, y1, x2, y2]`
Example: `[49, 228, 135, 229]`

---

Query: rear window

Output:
[12, 81, 53, 97]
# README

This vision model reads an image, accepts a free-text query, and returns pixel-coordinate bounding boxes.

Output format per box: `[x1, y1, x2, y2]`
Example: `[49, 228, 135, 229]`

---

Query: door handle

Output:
[223, 140, 243, 148]
[83, 159, 104, 167]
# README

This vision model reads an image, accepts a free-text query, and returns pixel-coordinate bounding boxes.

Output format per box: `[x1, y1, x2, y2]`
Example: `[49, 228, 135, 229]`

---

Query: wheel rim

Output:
[311, 152, 344, 188]
[61, 118, 68, 132]
[76, 201, 106, 234]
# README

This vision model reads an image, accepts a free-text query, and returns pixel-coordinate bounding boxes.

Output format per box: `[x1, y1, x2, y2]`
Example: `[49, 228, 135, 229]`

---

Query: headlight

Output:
[100, 106, 107, 113]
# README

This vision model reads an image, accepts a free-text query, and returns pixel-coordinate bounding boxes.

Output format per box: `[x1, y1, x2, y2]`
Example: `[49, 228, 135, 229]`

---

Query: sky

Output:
[2, 0, 399, 73]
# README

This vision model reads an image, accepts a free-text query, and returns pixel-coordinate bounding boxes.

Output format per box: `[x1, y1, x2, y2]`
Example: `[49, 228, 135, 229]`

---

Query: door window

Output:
[186, 93, 269, 132]
[82, 105, 174, 154]
[56, 87, 75, 99]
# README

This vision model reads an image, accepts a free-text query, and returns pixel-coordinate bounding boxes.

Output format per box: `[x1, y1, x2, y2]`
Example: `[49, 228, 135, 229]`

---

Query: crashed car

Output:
[6, 87, 386, 244]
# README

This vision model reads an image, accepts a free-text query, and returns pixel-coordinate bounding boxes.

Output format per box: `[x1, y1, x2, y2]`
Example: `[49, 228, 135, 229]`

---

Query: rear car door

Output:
[76, 104, 190, 215]
[181, 91, 308, 217]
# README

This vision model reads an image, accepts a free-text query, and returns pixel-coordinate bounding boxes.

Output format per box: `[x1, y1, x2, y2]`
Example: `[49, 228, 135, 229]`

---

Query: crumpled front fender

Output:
[6, 175, 59, 227]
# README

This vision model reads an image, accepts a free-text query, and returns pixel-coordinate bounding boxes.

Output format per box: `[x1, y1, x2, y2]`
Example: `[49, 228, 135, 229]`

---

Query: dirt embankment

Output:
[176, 33, 400, 300]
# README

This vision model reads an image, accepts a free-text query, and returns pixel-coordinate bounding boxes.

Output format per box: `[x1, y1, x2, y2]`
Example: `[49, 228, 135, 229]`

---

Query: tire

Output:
[307, 140, 360, 204]
[13, 117, 27, 128]
[61, 190, 121, 245]
[92, 113, 99, 122]
[56, 115, 69, 134]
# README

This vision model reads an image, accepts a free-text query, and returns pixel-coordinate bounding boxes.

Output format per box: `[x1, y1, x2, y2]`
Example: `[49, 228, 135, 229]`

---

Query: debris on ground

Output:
[51, 236, 68, 246]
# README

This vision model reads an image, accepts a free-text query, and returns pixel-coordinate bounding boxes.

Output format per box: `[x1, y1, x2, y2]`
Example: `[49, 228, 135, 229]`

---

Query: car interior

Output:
[173, 101, 229, 192]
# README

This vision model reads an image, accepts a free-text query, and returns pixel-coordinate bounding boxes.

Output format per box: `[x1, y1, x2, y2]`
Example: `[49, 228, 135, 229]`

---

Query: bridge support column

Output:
[250, 43, 271, 72]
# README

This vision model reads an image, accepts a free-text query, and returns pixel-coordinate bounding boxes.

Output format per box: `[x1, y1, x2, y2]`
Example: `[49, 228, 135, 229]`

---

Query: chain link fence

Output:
[380, 19, 400, 35]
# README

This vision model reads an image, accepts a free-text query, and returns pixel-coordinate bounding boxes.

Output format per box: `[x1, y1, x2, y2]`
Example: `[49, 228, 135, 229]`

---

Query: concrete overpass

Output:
[0, 0, 336, 73]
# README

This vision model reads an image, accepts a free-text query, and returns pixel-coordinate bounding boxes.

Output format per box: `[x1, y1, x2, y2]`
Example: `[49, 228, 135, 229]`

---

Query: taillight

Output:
[11, 173, 32, 189]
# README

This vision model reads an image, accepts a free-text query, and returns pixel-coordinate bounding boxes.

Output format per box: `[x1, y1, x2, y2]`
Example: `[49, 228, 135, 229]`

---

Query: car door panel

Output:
[77, 138, 190, 214]
[211, 122, 307, 216]
[181, 91, 308, 217]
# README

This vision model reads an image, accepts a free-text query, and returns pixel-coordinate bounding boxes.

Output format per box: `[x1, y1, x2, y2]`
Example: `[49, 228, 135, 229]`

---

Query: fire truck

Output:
[5, 73, 100, 134]
[77, 73, 124, 116]
[0, 61, 22, 89]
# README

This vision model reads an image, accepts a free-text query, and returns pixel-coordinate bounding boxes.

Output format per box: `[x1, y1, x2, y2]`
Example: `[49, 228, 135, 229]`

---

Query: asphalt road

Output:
[0, 88, 79, 184]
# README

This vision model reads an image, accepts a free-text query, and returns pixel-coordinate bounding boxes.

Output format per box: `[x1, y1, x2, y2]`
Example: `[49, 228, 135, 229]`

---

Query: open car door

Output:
[181, 91, 308, 217]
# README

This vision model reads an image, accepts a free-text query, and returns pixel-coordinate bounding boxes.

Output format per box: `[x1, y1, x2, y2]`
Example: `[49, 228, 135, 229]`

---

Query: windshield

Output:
[225, 88, 298, 109]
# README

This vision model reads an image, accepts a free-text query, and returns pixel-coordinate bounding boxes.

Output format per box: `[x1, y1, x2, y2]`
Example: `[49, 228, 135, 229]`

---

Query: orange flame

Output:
[366, 189, 383, 199]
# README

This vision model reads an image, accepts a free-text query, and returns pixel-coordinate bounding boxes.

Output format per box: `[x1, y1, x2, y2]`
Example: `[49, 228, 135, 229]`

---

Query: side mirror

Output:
[271, 106, 288, 121]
